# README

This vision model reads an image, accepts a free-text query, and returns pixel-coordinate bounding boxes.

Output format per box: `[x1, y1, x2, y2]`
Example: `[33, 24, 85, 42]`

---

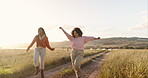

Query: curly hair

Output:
[71, 27, 83, 37]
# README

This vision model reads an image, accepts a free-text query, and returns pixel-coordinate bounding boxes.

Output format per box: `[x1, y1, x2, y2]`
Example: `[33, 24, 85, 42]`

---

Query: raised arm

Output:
[26, 36, 36, 52]
[59, 27, 73, 40]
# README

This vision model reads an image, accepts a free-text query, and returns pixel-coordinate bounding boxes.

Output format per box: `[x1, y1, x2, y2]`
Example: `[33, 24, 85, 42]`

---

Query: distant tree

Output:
[115, 47, 119, 49]
[129, 47, 134, 49]
[145, 46, 148, 49]
[124, 46, 129, 49]
[120, 47, 123, 49]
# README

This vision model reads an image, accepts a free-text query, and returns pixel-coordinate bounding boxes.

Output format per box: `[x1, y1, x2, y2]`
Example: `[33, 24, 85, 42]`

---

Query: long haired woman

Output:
[26, 27, 55, 78]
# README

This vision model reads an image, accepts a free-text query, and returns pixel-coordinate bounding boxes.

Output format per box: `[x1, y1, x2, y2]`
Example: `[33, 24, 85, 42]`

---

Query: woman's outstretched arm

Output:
[84, 36, 100, 43]
[59, 27, 73, 40]
[94, 37, 100, 40]
[26, 36, 36, 52]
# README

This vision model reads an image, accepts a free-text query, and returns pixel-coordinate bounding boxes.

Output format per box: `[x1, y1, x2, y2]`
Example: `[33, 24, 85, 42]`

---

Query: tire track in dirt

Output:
[85, 52, 109, 78]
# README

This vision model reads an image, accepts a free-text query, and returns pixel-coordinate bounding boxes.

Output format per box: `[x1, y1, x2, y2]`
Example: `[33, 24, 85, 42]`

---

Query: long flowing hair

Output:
[36, 27, 46, 41]
[38, 27, 46, 35]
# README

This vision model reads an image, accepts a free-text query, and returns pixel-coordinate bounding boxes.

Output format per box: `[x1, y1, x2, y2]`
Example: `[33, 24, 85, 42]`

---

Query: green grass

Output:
[0, 65, 13, 74]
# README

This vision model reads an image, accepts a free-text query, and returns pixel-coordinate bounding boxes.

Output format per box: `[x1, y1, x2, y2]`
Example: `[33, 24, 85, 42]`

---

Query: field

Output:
[98, 49, 148, 78]
[0, 49, 148, 78]
[0, 48, 99, 78]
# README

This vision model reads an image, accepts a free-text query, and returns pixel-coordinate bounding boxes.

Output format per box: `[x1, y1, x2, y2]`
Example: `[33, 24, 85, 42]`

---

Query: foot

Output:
[40, 69, 44, 78]
[34, 66, 39, 75]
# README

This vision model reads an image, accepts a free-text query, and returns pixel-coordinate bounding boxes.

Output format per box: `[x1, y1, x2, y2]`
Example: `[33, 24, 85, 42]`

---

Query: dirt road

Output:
[66, 51, 109, 78]
[26, 51, 109, 78]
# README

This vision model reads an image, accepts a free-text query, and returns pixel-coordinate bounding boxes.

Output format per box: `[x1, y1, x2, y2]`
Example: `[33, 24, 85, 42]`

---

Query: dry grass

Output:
[0, 48, 99, 78]
[98, 49, 148, 78]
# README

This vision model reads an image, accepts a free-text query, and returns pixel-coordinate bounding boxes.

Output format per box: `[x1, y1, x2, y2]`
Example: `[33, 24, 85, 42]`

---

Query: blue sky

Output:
[0, 0, 147, 46]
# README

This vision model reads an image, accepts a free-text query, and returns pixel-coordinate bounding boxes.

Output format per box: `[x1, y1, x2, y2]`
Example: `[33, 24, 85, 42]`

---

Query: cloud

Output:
[142, 15, 148, 20]
[129, 22, 147, 30]
[129, 14, 148, 30]
[137, 11, 148, 15]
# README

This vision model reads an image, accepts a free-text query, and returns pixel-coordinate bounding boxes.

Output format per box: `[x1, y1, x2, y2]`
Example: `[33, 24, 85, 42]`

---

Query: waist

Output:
[36, 46, 46, 49]
[36, 43, 46, 47]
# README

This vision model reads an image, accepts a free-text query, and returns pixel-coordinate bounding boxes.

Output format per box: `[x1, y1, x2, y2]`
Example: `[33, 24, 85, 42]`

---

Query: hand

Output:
[98, 37, 100, 39]
[26, 48, 29, 52]
[59, 27, 62, 29]
[94, 37, 100, 40]
[50, 48, 55, 51]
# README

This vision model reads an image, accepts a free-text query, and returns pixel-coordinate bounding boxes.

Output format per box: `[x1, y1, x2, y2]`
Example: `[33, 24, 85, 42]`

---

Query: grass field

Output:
[0, 48, 99, 78]
[98, 49, 148, 78]
[1, 49, 147, 78]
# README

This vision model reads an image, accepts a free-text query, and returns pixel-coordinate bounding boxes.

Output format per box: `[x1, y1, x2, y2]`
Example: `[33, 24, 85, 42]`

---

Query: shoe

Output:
[34, 66, 39, 75]
[40, 69, 44, 78]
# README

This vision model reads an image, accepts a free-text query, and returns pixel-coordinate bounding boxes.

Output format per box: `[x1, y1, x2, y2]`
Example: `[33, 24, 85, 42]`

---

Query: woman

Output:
[26, 27, 55, 78]
[59, 27, 100, 78]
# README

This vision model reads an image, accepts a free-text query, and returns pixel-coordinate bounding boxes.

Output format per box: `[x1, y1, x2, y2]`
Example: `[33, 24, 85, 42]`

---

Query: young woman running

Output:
[59, 27, 100, 78]
[26, 27, 55, 78]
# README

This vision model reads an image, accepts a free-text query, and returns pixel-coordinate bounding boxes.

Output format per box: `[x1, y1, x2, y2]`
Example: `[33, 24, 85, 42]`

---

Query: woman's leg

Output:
[39, 48, 46, 69]
[73, 50, 84, 78]
[70, 50, 77, 68]
[39, 48, 46, 78]
[34, 48, 40, 75]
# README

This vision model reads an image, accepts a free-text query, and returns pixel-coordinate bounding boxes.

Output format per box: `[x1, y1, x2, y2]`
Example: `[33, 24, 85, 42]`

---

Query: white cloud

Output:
[137, 11, 148, 15]
[129, 14, 148, 30]
[129, 22, 147, 30]
[142, 15, 148, 20]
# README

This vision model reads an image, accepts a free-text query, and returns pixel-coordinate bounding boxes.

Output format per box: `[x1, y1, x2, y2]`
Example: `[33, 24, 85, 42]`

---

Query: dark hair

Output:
[38, 27, 46, 35]
[71, 27, 83, 37]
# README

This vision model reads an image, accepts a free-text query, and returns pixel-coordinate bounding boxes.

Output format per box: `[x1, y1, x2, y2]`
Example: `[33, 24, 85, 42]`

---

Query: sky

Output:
[0, 0, 147, 47]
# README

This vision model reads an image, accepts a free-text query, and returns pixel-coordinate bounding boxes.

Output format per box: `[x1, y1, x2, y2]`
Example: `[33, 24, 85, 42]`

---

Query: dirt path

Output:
[66, 51, 109, 78]
[26, 51, 108, 78]
[86, 52, 109, 78]
[26, 62, 71, 78]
